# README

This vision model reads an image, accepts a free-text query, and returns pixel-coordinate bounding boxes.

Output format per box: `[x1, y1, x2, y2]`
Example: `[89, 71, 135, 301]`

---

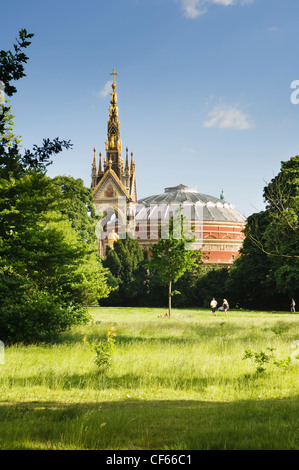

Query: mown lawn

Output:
[0, 307, 298, 450]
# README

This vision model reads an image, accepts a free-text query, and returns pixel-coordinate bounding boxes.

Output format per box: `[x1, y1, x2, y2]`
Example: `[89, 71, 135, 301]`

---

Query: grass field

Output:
[0, 307, 298, 450]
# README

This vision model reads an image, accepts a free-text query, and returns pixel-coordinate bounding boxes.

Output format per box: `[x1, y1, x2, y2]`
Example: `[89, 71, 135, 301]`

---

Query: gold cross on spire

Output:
[110, 68, 118, 90]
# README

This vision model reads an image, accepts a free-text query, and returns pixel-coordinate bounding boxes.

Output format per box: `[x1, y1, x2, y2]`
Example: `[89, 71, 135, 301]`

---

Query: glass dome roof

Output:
[136, 184, 246, 223]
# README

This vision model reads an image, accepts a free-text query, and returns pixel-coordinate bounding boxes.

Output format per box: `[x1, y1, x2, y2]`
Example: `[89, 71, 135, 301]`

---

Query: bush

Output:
[0, 287, 89, 344]
[83, 326, 117, 373]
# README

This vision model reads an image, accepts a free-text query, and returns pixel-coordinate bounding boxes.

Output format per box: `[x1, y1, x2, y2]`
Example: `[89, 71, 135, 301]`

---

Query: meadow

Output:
[0, 307, 298, 450]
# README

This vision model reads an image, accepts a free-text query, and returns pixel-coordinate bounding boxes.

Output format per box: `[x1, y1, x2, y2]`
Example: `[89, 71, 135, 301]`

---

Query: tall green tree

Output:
[148, 213, 201, 317]
[0, 96, 21, 147]
[52, 175, 98, 244]
[226, 155, 299, 309]
[102, 236, 147, 306]
[0, 30, 109, 343]
[247, 156, 299, 299]
[225, 211, 281, 309]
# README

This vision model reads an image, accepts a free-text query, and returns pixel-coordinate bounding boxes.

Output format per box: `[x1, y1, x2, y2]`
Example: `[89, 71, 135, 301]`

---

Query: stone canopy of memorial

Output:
[90, 71, 246, 266]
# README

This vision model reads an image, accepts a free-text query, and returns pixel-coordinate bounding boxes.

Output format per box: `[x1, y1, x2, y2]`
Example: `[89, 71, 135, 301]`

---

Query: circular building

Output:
[91, 72, 246, 266]
[134, 184, 246, 266]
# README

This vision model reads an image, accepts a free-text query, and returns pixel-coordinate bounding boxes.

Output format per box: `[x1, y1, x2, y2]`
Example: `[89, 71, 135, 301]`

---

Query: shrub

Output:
[84, 326, 117, 373]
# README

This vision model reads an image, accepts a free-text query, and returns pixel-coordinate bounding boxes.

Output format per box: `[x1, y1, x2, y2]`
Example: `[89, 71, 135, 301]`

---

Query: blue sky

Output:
[1, 0, 299, 217]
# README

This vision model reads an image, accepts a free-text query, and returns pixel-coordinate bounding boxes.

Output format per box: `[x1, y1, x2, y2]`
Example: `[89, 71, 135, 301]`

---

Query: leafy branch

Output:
[243, 347, 292, 374]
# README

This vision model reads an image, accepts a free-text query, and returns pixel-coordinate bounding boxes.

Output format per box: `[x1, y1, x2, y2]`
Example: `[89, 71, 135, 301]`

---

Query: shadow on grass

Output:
[0, 364, 294, 395]
[0, 396, 298, 450]
[57, 321, 283, 346]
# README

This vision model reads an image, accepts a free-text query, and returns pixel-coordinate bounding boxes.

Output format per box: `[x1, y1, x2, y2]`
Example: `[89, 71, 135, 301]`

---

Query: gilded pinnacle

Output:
[92, 147, 97, 167]
[110, 68, 118, 91]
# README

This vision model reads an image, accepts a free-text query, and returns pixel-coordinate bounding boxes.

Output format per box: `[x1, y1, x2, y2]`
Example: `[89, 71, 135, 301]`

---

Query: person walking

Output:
[222, 299, 229, 318]
[291, 299, 296, 313]
[210, 298, 218, 315]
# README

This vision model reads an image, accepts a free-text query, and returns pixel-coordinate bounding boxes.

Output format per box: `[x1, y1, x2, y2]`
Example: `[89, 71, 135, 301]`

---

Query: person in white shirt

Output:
[210, 298, 218, 316]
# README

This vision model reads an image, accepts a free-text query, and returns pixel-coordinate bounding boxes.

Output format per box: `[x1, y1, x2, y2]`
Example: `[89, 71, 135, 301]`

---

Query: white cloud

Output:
[180, 0, 253, 19]
[267, 26, 278, 32]
[96, 80, 113, 98]
[181, 0, 206, 18]
[213, 0, 235, 5]
[182, 147, 196, 153]
[203, 104, 254, 130]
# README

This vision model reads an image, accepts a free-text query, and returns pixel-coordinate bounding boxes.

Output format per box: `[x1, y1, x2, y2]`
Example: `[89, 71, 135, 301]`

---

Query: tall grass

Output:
[0, 307, 298, 449]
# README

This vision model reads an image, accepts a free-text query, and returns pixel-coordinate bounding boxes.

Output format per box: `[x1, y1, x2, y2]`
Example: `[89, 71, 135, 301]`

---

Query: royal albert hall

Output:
[91, 71, 246, 266]
[135, 184, 246, 266]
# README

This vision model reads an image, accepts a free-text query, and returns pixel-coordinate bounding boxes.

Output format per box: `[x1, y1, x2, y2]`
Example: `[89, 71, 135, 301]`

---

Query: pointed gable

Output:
[93, 168, 131, 202]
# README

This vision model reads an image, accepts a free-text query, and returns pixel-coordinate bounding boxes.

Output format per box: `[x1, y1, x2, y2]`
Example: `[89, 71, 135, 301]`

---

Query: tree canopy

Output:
[102, 236, 148, 306]
[148, 213, 201, 317]
[0, 30, 109, 343]
[225, 155, 299, 309]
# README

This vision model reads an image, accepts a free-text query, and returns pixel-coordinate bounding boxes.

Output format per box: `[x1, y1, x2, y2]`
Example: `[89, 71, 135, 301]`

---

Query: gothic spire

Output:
[125, 147, 130, 173]
[130, 152, 135, 174]
[98, 152, 103, 175]
[91, 147, 98, 188]
[105, 69, 122, 164]
[90, 70, 137, 203]
[92, 147, 97, 168]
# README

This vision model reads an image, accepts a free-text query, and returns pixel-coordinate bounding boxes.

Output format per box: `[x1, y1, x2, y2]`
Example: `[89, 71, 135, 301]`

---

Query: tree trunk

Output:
[168, 278, 172, 318]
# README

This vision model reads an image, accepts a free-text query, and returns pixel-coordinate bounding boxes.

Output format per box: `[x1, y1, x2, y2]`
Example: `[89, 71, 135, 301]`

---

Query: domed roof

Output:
[136, 184, 246, 223]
